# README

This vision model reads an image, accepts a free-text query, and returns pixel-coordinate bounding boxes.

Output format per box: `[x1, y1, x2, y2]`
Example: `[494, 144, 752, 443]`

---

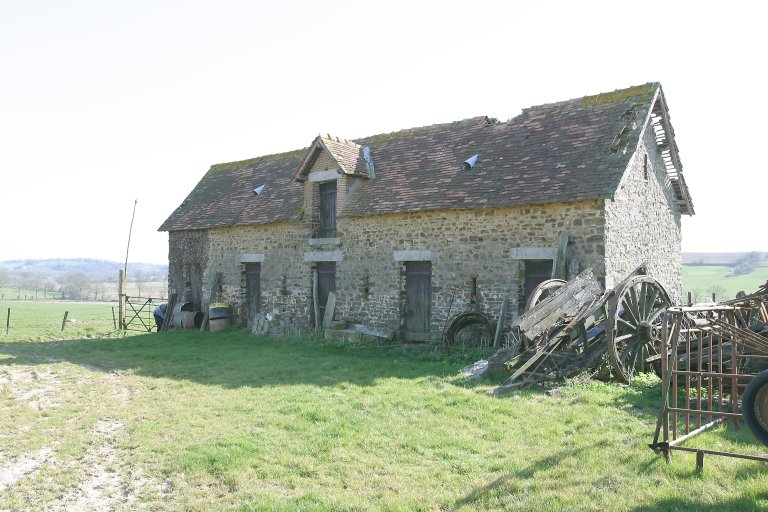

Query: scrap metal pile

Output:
[488, 266, 672, 392]
[648, 282, 768, 464]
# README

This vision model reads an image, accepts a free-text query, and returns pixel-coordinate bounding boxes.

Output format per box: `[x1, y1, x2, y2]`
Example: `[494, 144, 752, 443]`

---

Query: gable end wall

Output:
[603, 123, 683, 301]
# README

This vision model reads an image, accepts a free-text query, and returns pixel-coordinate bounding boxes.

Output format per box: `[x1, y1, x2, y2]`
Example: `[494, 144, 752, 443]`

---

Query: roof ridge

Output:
[321, 133, 361, 149]
[354, 116, 488, 145]
[521, 82, 660, 116]
[210, 148, 307, 171]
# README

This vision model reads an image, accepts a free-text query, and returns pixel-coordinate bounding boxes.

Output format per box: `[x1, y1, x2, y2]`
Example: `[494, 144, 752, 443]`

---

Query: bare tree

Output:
[89, 281, 107, 301]
[62, 272, 90, 300]
[13, 272, 30, 299]
[0, 266, 10, 289]
[42, 278, 58, 298]
[133, 271, 148, 297]
[707, 284, 728, 302]
[27, 275, 43, 301]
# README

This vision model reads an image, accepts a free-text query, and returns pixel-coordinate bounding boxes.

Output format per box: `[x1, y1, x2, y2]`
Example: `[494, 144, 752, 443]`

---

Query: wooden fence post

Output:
[61, 311, 69, 331]
[5, 308, 9, 335]
[118, 270, 126, 330]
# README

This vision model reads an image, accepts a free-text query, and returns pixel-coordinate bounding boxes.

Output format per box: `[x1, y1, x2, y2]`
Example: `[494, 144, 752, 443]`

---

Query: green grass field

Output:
[682, 264, 768, 301]
[1, 304, 767, 510]
[0, 301, 123, 342]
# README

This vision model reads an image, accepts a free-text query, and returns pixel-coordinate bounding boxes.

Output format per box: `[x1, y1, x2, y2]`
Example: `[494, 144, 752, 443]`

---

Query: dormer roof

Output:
[293, 134, 370, 181]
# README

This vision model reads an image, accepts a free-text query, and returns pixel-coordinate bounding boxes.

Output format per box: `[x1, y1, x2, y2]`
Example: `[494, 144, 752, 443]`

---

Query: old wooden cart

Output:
[492, 266, 672, 391]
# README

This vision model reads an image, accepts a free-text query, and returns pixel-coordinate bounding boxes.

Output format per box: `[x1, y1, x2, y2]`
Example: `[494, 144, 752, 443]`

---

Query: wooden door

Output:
[523, 260, 553, 310]
[316, 262, 336, 322]
[245, 263, 261, 320]
[318, 181, 337, 237]
[404, 261, 431, 340]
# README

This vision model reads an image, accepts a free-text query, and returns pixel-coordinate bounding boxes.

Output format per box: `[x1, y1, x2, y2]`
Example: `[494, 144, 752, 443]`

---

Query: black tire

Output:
[742, 369, 768, 446]
[444, 312, 493, 348]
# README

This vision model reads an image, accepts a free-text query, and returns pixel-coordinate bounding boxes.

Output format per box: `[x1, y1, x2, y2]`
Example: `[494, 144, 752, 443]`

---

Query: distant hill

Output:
[683, 252, 768, 265]
[0, 258, 167, 281]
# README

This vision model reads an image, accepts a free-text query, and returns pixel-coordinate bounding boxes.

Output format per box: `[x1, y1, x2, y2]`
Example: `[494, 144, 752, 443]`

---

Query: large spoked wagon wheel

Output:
[606, 275, 671, 383]
[525, 279, 567, 312]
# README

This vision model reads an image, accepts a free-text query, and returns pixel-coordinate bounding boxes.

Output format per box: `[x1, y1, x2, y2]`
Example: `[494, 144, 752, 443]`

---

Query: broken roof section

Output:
[159, 82, 693, 232]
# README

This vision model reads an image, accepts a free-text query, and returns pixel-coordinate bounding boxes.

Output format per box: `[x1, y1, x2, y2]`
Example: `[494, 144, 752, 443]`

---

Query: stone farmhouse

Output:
[159, 82, 694, 340]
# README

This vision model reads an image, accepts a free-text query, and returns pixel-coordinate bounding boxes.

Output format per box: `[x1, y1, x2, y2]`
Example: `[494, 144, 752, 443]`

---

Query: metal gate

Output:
[122, 296, 162, 332]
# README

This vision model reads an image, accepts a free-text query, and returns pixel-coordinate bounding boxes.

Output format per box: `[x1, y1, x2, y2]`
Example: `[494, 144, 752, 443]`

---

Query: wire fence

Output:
[0, 301, 129, 342]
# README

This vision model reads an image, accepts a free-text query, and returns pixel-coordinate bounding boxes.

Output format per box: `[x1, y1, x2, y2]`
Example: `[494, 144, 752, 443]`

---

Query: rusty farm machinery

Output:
[648, 284, 768, 467]
[480, 267, 768, 465]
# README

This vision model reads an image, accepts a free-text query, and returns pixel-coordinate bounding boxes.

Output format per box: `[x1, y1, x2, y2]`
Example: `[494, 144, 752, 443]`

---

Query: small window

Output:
[643, 154, 649, 180]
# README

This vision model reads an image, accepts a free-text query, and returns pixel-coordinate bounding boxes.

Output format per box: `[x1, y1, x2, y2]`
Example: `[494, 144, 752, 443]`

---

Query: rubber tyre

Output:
[742, 368, 768, 446]
[444, 312, 493, 348]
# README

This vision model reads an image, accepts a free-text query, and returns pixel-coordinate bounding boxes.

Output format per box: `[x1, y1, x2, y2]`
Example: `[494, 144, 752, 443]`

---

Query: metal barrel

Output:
[169, 302, 202, 330]
[172, 310, 204, 329]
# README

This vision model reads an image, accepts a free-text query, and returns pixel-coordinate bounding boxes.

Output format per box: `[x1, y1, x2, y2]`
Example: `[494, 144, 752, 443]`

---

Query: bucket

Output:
[209, 303, 231, 332]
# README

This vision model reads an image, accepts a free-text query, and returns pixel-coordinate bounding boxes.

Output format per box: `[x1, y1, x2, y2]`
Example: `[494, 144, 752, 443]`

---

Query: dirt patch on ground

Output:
[48, 419, 129, 511]
[1, 361, 165, 510]
[2, 367, 62, 410]
[0, 447, 54, 493]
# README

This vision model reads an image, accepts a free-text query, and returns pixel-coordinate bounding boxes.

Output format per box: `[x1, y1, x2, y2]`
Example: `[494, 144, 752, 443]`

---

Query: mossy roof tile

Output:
[160, 83, 667, 232]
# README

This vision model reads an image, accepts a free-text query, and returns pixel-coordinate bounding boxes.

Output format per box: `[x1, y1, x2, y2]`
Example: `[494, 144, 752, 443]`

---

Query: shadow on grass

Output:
[455, 441, 768, 511]
[453, 443, 597, 509]
[0, 330, 475, 389]
[629, 496, 768, 511]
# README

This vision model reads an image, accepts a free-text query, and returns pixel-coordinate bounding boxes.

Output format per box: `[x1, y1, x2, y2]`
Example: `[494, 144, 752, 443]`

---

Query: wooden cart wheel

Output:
[525, 279, 567, 312]
[606, 275, 671, 383]
[743, 369, 768, 446]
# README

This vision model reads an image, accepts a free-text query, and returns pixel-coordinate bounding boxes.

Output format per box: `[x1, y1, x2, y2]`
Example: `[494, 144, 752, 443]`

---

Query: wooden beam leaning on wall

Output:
[161, 293, 177, 332]
[200, 272, 223, 332]
[313, 270, 321, 331]
[322, 292, 336, 329]
[552, 231, 569, 280]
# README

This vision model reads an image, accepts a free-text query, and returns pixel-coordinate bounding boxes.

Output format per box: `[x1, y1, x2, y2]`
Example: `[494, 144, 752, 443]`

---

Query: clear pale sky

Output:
[1, 1, 765, 264]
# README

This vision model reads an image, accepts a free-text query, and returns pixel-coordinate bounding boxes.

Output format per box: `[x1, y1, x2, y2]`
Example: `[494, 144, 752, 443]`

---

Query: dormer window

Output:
[318, 181, 337, 237]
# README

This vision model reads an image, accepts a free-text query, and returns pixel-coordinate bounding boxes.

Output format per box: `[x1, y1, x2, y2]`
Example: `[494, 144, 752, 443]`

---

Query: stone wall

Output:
[168, 130, 685, 338]
[168, 230, 210, 307]
[334, 203, 606, 339]
[204, 222, 311, 325]
[170, 199, 608, 340]
[604, 123, 683, 301]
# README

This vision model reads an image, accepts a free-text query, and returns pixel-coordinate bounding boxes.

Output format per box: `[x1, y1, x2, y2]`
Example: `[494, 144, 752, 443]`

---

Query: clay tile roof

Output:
[160, 82, 687, 232]
[158, 149, 306, 232]
[344, 83, 661, 216]
[318, 135, 368, 177]
[292, 134, 368, 181]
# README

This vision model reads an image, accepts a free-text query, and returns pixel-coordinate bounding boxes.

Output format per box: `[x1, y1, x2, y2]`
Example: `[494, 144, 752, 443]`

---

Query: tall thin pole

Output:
[124, 199, 138, 278]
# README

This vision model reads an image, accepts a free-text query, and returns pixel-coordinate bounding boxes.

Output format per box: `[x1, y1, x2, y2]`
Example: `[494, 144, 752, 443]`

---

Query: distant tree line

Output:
[0, 265, 167, 302]
[728, 252, 764, 277]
